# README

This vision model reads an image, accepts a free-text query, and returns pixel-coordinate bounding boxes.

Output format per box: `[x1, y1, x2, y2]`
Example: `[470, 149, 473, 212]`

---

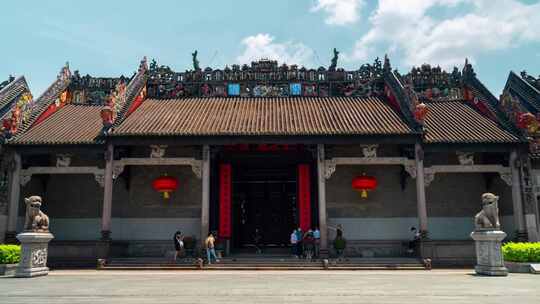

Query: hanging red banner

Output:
[297, 164, 311, 231]
[218, 164, 232, 238]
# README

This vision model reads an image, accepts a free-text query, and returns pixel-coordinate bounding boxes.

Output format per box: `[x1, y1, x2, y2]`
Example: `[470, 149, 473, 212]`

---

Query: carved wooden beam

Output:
[423, 164, 512, 187]
[113, 157, 202, 179]
[20, 166, 105, 187]
[324, 157, 416, 179]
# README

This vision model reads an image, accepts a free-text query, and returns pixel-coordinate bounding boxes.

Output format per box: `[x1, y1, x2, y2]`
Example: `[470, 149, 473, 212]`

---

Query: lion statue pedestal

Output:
[470, 193, 508, 277]
[15, 196, 54, 278]
[15, 232, 54, 277]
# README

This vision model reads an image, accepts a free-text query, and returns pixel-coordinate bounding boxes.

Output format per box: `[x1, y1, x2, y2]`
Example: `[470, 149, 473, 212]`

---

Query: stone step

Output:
[100, 265, 426, 271]
[106, 258, 424, 265]
[100, 257, 427, 270]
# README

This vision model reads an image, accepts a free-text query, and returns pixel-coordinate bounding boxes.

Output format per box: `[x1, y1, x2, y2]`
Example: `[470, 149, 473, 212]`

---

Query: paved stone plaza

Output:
[1, 270, 539, 304]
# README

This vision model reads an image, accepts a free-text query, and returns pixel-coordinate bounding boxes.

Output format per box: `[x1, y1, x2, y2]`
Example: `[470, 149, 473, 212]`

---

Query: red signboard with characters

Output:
[297, 164, 311, 231]
[218, 164, 232, 238]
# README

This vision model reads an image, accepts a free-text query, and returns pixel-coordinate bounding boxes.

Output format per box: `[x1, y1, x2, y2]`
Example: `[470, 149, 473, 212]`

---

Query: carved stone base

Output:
[15, 232, 54, 278]
[470, 230, 508, 277]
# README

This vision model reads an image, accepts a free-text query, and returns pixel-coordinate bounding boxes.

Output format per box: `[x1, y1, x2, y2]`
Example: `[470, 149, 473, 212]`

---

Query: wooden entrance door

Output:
[233, 181, 296, 248]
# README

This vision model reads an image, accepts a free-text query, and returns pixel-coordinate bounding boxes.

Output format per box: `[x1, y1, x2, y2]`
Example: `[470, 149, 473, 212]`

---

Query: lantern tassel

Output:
[163, 192, 170, 199]
[360, 190, 368, 199]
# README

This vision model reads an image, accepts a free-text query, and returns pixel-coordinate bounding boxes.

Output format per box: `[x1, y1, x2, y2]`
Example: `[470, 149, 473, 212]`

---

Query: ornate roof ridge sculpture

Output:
[396, 62, 464, 103]
[0, 76, 33, 142]
[98, 57, 148, 136]
[0, 75, 17, 93]
[0, 76, 30, 110]
[7, 58, 148, 143]
[394, 59, 523, 141]
[520, 71, 540, 92]
[109, 56, 148, 128]
[501, 70, 540, 155]
[12, 62, 72, 139]
[146, 52, 384, 99]
[69, 71, 130, 105]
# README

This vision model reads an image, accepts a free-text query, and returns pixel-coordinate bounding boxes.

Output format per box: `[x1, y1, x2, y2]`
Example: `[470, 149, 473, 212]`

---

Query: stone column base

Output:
[419, 238, 434, 260]
[96, 240, 111, 259]
[470, 229, 508, 277]
[15, 232, 54, 278]
[475, 265, 508, 276]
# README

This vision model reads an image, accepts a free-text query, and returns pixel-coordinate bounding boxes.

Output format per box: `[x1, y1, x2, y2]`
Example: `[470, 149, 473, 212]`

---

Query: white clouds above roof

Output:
[236, 33, 315, 66]
[311, 0, 365, 26]
[349, 0, 540, 68]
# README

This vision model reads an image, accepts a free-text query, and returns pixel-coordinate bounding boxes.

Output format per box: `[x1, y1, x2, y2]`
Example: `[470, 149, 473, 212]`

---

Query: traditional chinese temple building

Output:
[0, 53, 538, 266]
[500, 70, 540, 241]
[0, 75, 33, 240]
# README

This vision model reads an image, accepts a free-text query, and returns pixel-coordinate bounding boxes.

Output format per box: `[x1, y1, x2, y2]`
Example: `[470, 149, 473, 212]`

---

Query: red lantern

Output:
[352, 175, 378, 199]
[152, 175, 179, 199]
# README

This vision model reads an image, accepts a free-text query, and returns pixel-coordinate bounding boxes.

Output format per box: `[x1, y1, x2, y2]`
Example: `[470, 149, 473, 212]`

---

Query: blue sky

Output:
[1, 0, 539, 96]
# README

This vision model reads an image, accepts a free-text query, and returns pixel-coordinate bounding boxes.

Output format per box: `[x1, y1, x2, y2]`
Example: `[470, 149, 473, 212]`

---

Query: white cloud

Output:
[311, 0, 365, 26]
[236, 34, 315, 66]
[350, 0, 540, 68]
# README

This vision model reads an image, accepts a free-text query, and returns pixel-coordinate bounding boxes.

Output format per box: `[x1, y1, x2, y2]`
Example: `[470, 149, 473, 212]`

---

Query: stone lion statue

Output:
[23, 196, 49, 232]
[474, 193, 500, 230]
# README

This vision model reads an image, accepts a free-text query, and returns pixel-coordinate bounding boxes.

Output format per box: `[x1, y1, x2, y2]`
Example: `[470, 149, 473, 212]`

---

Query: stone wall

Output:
[326, 162, 515, 241]
[19, 163, 202, 241]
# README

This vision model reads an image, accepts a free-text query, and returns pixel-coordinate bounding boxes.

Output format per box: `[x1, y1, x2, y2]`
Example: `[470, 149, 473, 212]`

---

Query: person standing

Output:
[173, 231, 184, 263]
[205, 232, 219, 265]
[329, 224, 346, 259]
[408, 227, 421, 255]
[253, 228, 262, 254]
[328, 224, 344, 239]
[295, 228, 303, 258]
[313, 227, 321, 258]
[303, 230, 315, 260]
[290, 229, 298, 257]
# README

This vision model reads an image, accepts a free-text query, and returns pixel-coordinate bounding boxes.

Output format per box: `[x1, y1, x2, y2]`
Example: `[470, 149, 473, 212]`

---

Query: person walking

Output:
[205, 232, 219, 265]
[313, 227, 321, 258]
[173, 230, 184, 262]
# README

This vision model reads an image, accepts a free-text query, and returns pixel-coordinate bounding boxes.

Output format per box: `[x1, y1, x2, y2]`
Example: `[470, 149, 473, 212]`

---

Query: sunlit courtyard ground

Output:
[1, 269, 539, 304]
